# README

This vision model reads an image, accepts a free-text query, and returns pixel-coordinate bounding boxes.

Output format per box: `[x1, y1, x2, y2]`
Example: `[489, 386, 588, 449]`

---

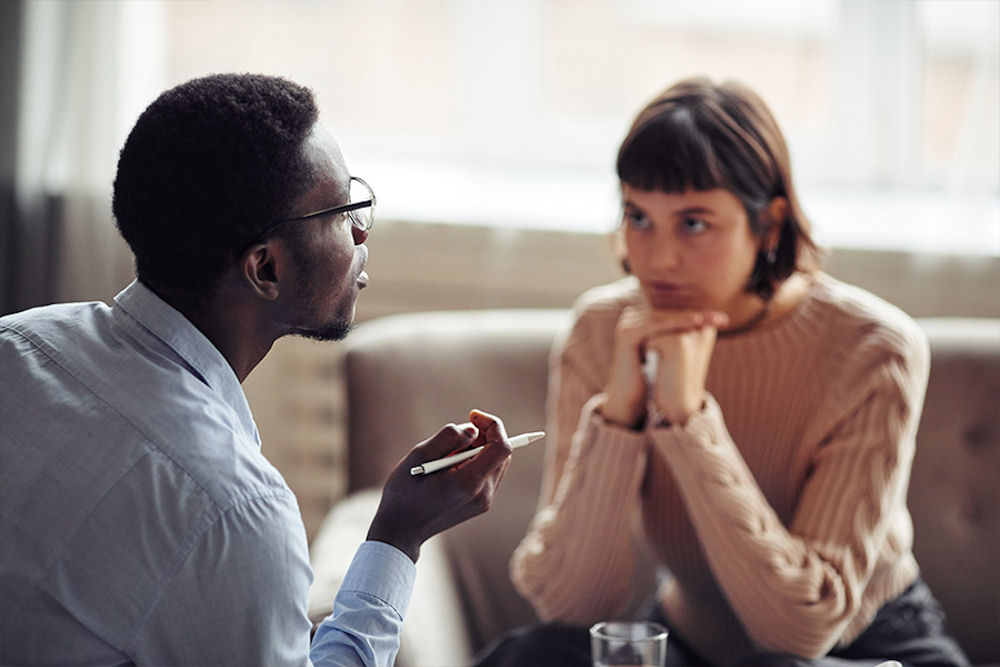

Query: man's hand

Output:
[366, 409, 513, 562]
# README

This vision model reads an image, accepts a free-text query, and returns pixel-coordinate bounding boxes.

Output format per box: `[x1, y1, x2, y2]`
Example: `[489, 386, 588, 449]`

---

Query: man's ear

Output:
[242, 241, 282, 300]
[762, 196, 789, 249]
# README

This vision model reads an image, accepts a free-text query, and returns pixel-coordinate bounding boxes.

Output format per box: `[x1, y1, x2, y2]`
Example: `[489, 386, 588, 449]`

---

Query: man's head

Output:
[112, 73, 320, 309]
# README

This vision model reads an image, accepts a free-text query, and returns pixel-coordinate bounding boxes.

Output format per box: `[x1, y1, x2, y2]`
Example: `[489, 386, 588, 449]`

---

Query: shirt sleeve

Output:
[310, 541, 416, 667]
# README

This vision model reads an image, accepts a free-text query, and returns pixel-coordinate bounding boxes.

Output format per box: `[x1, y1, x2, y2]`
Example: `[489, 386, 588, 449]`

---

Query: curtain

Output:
[1, 0, 166, 315]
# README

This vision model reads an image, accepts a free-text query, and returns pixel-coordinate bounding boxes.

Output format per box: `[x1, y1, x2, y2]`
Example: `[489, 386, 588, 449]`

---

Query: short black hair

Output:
[617, 77, 820, 300]
[112, 73, 319, 306]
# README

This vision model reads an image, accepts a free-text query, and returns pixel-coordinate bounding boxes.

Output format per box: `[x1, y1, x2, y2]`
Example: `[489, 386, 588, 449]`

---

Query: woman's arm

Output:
[650, 331, 929, 657]
[510, 310, 650, 624]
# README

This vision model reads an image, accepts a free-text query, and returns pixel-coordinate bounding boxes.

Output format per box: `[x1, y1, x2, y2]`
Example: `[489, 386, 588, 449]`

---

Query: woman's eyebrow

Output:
[674, 205, 715, 217]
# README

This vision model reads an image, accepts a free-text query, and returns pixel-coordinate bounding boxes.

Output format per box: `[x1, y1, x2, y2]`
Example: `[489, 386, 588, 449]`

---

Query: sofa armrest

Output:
[308, 488, 474, 667]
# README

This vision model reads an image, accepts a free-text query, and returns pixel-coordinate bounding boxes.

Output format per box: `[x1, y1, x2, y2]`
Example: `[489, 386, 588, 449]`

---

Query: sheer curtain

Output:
[2, 0, 165, 315]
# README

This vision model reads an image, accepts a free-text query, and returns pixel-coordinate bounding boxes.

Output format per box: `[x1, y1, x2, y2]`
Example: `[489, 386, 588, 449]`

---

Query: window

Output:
[164, 0, 998, 254]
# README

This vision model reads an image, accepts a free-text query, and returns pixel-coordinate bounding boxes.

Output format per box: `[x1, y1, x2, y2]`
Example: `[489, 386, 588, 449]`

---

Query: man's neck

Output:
[160, 289, 273, 384]
[191, 307, 274, 383]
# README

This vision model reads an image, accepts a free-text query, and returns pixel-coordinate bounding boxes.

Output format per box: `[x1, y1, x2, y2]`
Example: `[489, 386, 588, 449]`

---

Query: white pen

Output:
[410, 431, 546, 475]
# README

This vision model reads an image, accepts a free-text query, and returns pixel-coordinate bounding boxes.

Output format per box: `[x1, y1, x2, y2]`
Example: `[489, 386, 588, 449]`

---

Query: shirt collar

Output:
[113, 280, 261, 446]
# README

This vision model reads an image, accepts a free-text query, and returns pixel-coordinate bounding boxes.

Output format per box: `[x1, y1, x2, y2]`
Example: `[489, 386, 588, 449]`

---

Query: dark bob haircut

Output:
[112, 73, 319, 307]
[616, 77, 820, 299]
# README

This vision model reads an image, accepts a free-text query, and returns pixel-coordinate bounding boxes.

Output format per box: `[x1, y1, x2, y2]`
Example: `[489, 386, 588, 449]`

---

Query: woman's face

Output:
[621, 185, 764, 317]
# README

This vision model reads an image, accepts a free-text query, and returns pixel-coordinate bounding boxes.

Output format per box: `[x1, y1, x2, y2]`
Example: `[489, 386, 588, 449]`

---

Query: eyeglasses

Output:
[279, 175, 376, 233]
[253, 176, 376, 244]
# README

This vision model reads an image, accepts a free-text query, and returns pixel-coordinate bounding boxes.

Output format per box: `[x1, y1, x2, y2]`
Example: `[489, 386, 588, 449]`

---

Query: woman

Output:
[493, 78, 968, 666]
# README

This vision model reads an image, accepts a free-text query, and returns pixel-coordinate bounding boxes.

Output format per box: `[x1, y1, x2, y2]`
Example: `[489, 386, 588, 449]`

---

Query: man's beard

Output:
[295, 316, 354, 342]
[290, 246, 359, 342]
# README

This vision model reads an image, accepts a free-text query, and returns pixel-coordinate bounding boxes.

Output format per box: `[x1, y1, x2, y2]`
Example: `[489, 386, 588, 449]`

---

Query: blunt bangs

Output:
[616, 106, 728, 194]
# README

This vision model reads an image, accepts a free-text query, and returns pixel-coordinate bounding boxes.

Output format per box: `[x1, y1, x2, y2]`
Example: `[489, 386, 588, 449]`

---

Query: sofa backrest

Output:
[343, 310, 564, 651]
[341, 310, 1000, 662]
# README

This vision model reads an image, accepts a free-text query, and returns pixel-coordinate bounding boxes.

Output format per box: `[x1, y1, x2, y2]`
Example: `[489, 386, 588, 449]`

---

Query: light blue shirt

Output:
[0, 280, 415, 666]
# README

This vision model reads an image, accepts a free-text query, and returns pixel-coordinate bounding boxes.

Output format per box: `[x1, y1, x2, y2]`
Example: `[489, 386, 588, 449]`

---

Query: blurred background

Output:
[2, 0, 997, 538]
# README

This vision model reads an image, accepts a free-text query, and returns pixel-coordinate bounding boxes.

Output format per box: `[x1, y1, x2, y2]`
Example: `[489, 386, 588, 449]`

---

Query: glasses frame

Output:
[279, 175, 375, 232]
[250, 176, 376, 247]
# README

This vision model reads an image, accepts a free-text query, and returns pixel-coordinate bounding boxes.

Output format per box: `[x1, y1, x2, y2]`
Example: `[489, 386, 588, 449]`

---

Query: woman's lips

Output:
[643, 281, 693, 308]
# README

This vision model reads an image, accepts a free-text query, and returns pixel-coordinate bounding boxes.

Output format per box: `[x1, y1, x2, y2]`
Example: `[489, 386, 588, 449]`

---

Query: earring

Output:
[765, 247, 777, 266]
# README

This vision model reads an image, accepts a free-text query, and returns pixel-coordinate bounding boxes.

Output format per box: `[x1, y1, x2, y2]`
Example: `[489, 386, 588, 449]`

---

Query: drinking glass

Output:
[590, 621, 668, 667]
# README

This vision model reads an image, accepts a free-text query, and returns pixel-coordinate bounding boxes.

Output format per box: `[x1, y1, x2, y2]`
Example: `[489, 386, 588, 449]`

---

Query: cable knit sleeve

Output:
[510, 292, 650, 624]
[649, 322, 930, 658]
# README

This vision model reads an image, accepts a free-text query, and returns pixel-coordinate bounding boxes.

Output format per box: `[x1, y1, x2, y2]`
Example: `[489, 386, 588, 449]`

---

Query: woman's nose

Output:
[649, 238, 682, 271]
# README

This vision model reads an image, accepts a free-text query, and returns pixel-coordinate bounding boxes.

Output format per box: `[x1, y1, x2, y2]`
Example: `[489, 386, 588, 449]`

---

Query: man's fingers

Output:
[410, 422, 479, 462]
[459, 409, 512, 477]
[457, 436, 511, 481]
[469, 409, 508, 444]
[467, 454, 511, 517]
[405, 411, 512, 479]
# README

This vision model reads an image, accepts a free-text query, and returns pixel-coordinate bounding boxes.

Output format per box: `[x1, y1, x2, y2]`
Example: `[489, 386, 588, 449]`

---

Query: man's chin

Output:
[294, 319, 355, 342]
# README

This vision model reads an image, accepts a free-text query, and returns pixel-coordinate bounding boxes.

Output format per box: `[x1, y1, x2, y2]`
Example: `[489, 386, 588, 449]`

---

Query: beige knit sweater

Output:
[510, 273, 928, 664]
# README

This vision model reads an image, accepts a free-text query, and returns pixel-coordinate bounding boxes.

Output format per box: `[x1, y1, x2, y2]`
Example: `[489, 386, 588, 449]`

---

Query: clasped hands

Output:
[602, 305, 728, 429]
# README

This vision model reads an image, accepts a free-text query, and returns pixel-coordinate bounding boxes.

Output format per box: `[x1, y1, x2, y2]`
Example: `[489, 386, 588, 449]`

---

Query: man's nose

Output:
[352, 224, 369, 245]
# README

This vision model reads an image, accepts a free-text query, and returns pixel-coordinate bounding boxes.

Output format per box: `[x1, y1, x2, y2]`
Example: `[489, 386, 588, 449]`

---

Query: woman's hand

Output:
[646, 322, 720, 425]
[602, 305, 726, 428]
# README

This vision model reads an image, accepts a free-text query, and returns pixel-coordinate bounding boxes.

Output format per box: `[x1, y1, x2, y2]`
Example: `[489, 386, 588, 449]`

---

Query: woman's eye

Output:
[681, 217, 708, 234]
[623, 209, 651, 230]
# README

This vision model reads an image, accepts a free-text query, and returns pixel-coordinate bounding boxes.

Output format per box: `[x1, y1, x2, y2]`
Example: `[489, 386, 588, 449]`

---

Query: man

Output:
[0, 73, 512, 665]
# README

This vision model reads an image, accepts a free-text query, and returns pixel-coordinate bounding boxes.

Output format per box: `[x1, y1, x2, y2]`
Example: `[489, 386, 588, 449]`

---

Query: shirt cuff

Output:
[340, 540, 417, 620]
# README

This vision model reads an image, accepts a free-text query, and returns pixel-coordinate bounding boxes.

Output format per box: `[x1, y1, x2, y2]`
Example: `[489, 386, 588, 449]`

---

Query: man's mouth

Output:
[356, 245, 369, 288]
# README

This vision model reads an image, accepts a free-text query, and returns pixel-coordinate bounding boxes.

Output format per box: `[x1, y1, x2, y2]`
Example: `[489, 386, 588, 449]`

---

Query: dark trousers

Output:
[471, 578, 969, 667]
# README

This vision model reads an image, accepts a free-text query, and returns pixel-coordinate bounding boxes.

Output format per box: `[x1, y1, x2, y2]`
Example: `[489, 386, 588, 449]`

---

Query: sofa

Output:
[308, 309, 1000, 666]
